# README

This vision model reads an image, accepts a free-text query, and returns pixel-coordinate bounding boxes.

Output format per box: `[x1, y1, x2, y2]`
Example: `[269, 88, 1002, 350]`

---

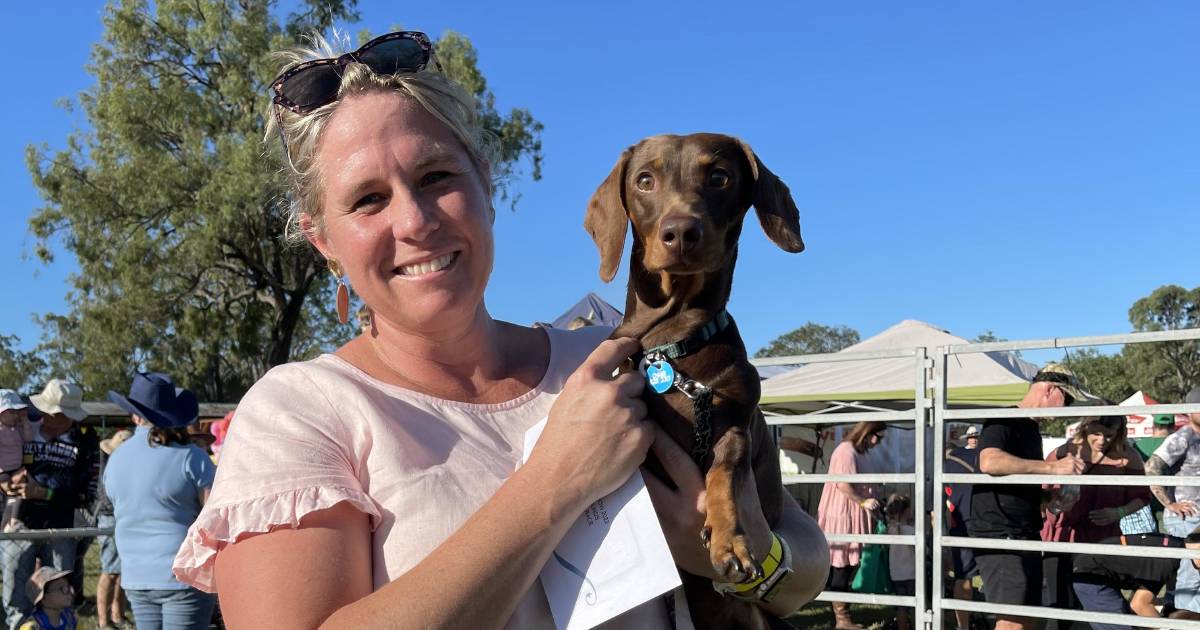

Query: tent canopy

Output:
[547, 293, 623, 329]
[760, 319, 1039, 413]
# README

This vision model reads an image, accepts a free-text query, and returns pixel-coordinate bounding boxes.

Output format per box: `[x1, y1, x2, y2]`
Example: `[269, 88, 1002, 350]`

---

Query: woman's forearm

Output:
[322, 459, 587, 630]
[756, 494, 830, 617]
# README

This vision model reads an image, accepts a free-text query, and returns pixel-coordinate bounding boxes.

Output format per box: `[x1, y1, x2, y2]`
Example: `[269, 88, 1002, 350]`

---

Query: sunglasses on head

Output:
[270, 31, 440, 116]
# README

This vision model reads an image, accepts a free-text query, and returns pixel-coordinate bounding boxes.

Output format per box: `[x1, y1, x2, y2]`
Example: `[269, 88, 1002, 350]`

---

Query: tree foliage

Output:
[755, 322, 861, 358]
[0, 336, 46, 394]
[25, 0, 543, 401]
[1123, 284, 1200, 402]
[1060, 348, 1135, 404]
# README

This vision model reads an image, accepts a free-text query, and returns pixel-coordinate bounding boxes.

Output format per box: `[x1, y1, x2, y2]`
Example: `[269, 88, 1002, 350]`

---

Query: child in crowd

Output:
[0, 389, 34, 532]
[18, 567, 77, 630]
[887, 493, 916, 630]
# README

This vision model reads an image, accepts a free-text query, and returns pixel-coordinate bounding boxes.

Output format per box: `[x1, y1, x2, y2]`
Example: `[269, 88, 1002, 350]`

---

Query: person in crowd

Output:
[207, 411, 232, 465]
[356, 305, 373, 335]
[0, 391, 34, 532]
[1146, 387, 1200, 616]
[970, 364, 1095, 630]
[96, 429, 133, 630]
[0, 380, 97, 630]
[1072, 531, 1200, 629]
[169, 30, 828, 628]
[104, 374, 216, 630]
[944, 426, 981, 630]
[1041, 414, 1150, 628]
[16, 568, 75, 630]
[886, 493, 916, 630]
[818, 420, 887, 629]
[1133, 415, 1176, 462]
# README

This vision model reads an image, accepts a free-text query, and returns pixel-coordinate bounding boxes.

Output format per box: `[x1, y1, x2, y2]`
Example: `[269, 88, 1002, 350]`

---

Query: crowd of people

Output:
[0, 376, 227, 630]
[814, 363, 1200, 630]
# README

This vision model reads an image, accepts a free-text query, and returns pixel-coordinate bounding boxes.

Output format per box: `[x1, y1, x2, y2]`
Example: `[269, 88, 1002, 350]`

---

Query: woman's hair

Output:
[1071, 414, 1130, 460]
[266, 31, 500, 246]
[844, 420, 887, 454]
[148, 426, 191, 448]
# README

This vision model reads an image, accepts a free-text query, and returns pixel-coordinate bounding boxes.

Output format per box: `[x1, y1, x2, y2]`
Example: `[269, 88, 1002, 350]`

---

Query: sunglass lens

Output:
[359, 37, 428, 75]
[280, 65, 344, 111]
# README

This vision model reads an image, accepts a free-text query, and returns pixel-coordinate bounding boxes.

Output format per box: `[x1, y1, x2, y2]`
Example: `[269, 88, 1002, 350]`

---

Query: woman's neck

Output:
[40, 607, 63, 625]
[340, 307, 547, 404]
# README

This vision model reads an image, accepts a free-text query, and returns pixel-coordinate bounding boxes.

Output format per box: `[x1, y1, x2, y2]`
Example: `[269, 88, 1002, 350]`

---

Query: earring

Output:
[328, 260, 350, 324]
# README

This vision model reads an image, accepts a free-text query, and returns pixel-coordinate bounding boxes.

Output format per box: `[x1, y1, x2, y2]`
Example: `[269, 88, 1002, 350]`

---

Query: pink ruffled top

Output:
[172, 326, 669, 629]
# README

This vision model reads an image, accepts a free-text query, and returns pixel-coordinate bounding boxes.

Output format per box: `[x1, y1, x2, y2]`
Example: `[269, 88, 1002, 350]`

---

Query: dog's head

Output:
[585, 133, 803, 283]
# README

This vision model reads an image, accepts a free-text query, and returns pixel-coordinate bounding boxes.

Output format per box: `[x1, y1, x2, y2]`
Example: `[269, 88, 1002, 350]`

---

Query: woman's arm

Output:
[214, 337, 653, 630]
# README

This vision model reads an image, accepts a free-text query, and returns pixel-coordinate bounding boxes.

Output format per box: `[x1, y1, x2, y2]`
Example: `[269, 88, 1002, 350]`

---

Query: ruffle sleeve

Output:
[172, 361, 383, 593]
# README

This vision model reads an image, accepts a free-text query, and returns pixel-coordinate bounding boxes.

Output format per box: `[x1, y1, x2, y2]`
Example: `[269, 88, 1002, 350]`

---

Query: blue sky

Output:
[3, 1, 1198, 363]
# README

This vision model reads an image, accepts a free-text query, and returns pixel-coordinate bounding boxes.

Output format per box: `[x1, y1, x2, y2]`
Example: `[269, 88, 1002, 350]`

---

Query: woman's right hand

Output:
[860, 498, 880, 513]
[529, 337, 653, 509]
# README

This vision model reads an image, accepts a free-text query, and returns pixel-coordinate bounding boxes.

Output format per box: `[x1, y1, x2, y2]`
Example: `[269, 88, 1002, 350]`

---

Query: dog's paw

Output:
[707, 532, 763, 584]
[700, 525, 712, 549]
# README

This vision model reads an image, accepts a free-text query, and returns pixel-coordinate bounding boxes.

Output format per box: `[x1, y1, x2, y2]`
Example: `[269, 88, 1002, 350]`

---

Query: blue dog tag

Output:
[644, 361, 676, 394]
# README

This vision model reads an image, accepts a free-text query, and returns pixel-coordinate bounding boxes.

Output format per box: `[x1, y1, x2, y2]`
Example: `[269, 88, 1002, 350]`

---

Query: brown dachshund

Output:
[585, 133, 804, 629]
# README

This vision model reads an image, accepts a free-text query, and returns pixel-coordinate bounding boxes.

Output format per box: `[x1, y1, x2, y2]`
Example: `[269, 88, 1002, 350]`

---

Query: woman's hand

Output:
[642, 425, 772, 581]
[16, 477, 48, 501]
[860, 498, 881, 513]
[530, 338, 652, 509]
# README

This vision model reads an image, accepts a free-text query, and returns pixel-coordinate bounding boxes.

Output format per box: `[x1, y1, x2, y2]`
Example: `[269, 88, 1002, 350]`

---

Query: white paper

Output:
[523, 418, 682, 630]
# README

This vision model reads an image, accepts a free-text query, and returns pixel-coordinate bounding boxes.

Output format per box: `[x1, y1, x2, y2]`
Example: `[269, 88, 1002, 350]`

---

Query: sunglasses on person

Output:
[270, 31, 440, 116]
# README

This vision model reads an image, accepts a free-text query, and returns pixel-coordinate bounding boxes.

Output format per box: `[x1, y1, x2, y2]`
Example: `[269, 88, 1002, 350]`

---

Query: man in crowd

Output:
[1146, 387, 1200, 617]
[0, 380, 98, 630]
[945, 425, 981, 630]
[970, 364, 1096, 630]
[1073, 531, 1200, 627]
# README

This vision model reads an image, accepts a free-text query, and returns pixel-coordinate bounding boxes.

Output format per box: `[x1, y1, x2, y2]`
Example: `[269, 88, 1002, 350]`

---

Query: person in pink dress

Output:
[818, 420, 887, 629]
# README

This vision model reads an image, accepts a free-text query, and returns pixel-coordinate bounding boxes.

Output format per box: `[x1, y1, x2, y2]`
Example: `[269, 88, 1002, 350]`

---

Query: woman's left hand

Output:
[1088, 506, 1122, 526]
[642, 425, 772, 580]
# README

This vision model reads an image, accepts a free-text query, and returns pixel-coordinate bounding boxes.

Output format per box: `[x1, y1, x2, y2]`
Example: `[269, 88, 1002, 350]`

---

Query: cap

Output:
[1032, 363, 1101, 405]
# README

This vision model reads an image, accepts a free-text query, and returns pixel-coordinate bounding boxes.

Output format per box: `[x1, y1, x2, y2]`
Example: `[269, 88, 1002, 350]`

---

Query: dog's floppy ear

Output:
[738, 139, 804, 253]
[585, 148, 632, 282]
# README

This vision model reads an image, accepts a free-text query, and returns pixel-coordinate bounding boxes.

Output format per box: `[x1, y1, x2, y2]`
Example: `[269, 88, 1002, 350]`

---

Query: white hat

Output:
[964, 425, 980, 438]
[29, 379, 87, 421]
[0, 390, 27, 413]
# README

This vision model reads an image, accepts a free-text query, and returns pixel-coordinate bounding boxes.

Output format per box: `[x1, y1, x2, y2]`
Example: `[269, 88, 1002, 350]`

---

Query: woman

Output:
[171, 31, 827, 628]
[1041, 414, 1149, 623]
[104, 373, 217, 630]
[817, 420, 887, 630]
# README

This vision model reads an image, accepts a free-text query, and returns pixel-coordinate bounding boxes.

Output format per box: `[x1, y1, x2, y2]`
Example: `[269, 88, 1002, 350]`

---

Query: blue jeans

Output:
[1165, 510, 1200, 613]
[125, 587, 216, 630]
[0, 538, 76, 630]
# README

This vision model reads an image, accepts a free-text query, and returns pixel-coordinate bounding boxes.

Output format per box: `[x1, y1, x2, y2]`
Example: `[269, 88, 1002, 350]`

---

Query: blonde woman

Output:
[171, 31, 828, 628]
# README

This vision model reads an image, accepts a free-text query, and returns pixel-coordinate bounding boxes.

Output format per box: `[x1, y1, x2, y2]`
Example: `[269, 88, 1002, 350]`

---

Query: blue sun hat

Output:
[107, 373, 198, 429]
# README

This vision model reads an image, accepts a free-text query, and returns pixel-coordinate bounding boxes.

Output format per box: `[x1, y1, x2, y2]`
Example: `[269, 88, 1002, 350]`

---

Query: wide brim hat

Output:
[25, 567, 71, 606]
[29, 379, 88, 421]
[963, 425, 980, 438]
[107, 372, 198, 429]
[100, 428, 135, 455]
[1032, 363, 1102, 405]
[0, 390, 27, 413]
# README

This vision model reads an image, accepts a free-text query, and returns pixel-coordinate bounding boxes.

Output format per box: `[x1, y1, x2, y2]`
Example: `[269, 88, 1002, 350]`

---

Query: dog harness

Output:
[636, 309, 733, 463]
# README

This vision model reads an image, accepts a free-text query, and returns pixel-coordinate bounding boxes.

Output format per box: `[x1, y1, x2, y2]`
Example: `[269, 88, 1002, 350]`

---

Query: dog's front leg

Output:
[701, 423, 771, 585]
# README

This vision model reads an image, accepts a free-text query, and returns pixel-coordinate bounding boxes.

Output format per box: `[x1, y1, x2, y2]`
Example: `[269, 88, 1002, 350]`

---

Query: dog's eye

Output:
[708, 169, 730, 189]
[635, 172, 655, 192]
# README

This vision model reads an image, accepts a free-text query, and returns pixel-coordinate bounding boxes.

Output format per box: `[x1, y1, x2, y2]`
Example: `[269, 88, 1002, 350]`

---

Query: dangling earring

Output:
[328, 260, 350, 324]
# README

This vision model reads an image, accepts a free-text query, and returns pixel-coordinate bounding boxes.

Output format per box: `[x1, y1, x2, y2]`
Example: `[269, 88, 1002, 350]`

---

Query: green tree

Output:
[755, 323, 860, 358]
[25, 0, 543, 401]
[0, 336, 46, 393]
[1061, 348, 1135, 404]
[1123, 284, 1200, 402]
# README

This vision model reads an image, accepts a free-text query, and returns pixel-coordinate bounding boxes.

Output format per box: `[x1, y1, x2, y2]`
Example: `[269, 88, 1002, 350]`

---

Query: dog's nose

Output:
[659, 216, 703, 254]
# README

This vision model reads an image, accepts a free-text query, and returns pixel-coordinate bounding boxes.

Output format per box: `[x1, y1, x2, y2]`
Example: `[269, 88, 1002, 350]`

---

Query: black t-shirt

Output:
[16, 425, 99, 529]
[1074, 534, 1181, 591]
[968, 418, 1043, 539]
[944, 446, 979, 535]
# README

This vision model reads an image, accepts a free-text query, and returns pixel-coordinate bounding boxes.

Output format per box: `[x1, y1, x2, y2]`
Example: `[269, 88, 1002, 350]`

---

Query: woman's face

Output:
[1085, 424, 1118, 454]
[307, 91, 494, 336]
